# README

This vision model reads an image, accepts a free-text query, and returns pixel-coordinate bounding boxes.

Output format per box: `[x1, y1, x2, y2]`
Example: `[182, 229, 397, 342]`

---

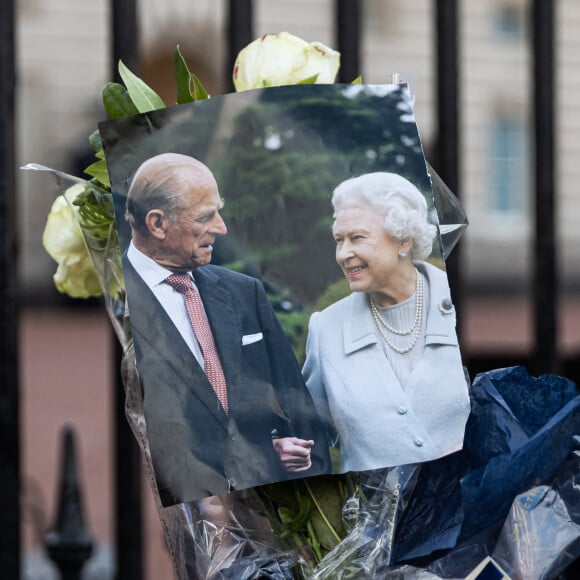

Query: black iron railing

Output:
[0, 0, 20, 578]
[434, 0, 463, 339]
[44, 426, 94, 580]
[532, 0, 558, 374]
[335, 0, 361, 83]
[110, 2, 144, 578]
[0, 0, 574, 577]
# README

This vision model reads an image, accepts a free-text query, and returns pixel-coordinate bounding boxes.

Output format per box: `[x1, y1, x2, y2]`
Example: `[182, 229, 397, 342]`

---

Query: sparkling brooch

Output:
[439, 298, 454, 315]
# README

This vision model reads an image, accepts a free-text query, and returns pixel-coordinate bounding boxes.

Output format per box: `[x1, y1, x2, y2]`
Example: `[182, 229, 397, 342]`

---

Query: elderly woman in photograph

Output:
[303, 172, 471, 473]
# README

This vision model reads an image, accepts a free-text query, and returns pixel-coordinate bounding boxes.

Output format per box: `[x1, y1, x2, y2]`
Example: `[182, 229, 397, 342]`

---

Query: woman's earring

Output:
[399, 251, 408, 258]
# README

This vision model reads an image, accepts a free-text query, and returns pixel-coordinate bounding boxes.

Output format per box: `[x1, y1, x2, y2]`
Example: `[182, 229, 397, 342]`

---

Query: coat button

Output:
[397, 405, 408, 415]
[414, 437, 424, 447]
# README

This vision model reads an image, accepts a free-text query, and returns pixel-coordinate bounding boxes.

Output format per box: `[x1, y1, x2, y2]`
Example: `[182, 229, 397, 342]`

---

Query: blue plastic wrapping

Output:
[460, 366, 580, 540]
[393, 366, 580, 571]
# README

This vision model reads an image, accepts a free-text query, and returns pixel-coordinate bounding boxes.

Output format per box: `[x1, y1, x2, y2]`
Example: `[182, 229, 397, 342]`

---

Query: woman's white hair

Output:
[332, 172, 437, 261]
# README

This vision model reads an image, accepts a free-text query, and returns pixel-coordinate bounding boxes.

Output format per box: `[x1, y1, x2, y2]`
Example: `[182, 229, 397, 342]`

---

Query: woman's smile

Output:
[346, 264, 366, 278]
[334, 206, 411, 299]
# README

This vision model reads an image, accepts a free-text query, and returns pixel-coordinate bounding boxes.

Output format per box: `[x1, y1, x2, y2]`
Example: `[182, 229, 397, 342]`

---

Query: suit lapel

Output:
[195, 267, 243, 404]
[339, 264, 460, 396]
[343, 292, 378, 355]
[342, 291, 403, 390]
[123, 258, 229, 428]
[419, 262, 459, 345]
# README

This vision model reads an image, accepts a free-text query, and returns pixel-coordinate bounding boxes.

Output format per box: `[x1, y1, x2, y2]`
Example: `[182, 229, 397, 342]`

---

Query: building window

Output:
[489, 116, 529, 214]
[495, 4, 524, 40]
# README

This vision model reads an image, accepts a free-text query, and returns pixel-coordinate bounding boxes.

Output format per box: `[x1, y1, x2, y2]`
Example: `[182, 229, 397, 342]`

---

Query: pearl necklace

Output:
[369, 270, 424, 354]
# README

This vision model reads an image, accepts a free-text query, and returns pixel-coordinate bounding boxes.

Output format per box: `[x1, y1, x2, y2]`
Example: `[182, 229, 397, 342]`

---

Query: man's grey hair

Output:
[331, 172, 437, 261]
[125, 152, 207, 234]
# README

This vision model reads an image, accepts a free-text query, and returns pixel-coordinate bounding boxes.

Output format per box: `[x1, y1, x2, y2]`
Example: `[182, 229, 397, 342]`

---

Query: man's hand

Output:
[272, 437, 314, 472]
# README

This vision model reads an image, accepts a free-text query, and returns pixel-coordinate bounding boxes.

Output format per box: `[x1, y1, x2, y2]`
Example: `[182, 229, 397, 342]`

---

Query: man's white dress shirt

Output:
[127, 241, 205, 368]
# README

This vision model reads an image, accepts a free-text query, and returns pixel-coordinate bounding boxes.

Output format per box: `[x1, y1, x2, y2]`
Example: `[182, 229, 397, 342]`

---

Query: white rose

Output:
[42, 184, 102, 298]
[233, 31, 340, 91]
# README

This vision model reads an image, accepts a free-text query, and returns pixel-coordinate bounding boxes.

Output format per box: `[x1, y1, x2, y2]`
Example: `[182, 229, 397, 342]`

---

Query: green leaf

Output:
[172, 44, 210, 102]
[102, 82, 140, 119]
[259, 482, 300, 513]
[173, 45, 194, 104]
[190, 72, 210, 101]
[351, 75, 362, 84]
[118, 60, 166, 113]
[84, 159, 111, 189]
[298, 74, 320, 84]
[278, 494, 313, 537]
[303, 478, 345, 550]
[306, 520, 323, 562]
[88, 130, 103, 154]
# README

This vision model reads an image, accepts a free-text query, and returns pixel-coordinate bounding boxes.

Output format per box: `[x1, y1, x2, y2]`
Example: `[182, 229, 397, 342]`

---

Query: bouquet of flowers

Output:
[27, 32, 580, 580]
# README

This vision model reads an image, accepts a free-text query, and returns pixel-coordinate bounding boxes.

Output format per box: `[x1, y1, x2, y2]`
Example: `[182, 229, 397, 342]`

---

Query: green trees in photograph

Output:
[210, 84, 431, 359]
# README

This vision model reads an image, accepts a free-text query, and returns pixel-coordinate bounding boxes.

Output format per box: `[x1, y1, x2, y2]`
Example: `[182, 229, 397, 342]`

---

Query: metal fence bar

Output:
[112, 0, 140, 77]
[227, 0, 254, 90]
[113, 339, 144, 580]
[44, 426, 94, 580]
[434, 0, 463, 338]
[531, 0, 558, 374]
[0, 0, 20, 577]
[335, 0, 361, 83]
[110, 2, 144, 578]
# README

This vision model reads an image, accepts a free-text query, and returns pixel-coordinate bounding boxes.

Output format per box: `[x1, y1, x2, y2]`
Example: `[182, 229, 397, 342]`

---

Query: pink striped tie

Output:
[165, 273, 229, 414]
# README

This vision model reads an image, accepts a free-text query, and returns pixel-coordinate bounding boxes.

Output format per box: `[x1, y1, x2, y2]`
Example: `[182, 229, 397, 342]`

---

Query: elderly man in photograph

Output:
[123, 152, 330, 506]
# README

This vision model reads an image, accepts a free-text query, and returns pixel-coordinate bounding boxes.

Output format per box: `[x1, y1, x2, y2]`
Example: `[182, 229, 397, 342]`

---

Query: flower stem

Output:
[303, 480, 342, 544]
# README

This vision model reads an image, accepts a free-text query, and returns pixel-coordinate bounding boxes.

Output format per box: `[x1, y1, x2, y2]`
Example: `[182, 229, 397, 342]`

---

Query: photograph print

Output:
[99, 82, 470, 506]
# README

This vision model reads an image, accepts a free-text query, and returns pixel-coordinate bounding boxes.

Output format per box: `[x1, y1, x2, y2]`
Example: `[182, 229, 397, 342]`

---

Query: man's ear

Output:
[144, 209, 167, 240]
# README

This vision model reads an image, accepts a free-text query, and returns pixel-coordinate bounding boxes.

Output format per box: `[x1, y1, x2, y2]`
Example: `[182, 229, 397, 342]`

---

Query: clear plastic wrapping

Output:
[27, 164, 579, 579]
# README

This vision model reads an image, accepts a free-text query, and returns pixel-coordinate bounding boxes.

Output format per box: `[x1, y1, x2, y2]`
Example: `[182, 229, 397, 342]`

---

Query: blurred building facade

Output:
[17, 0, 580, 300]
[14, 2, 580, 578]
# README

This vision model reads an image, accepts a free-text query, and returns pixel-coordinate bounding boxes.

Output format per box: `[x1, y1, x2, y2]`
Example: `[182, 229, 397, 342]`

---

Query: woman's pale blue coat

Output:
[303, 261, 471, 473]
